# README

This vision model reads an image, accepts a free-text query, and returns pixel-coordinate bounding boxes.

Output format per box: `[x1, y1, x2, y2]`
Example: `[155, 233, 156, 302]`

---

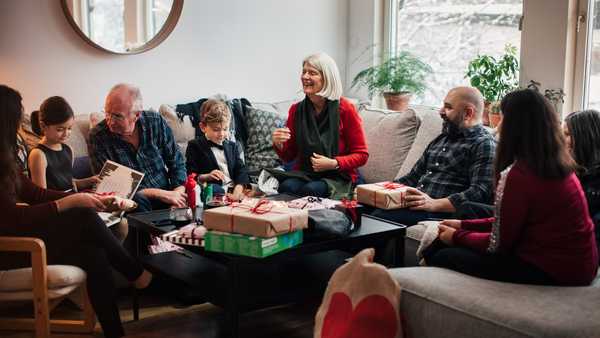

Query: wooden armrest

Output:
[0, 237, 45, 253]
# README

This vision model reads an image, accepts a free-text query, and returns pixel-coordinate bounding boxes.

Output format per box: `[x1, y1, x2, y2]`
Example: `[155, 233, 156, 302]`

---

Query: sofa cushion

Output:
[65, 114, 92, 159]
[359, 106, 419, 183]
[396, 105, 443, 179]
[390, 267, 600, 338]
[244, 106, 286, 171]
[159, 104, 196, 155]
[0, 265, 86, 292]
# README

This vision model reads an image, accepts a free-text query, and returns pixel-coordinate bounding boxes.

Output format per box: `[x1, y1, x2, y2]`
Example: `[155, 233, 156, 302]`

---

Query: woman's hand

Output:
[80, 175, 101, 190]
[440, 219, 462, 229]
[272, 127, 291, 149]
[56, 193, 107, 212]
[311, 153, 338, 172]
[438, 224, 457, 246]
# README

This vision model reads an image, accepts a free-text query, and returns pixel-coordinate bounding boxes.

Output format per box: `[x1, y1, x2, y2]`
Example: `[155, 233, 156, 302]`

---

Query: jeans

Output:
[455, 201, 495, 219]
[278, 178, 329, 197]
[371, 208, 452, 226]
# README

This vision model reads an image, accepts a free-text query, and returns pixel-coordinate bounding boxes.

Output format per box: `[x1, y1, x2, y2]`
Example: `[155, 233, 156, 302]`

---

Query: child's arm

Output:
[231, 142, 250, 185]
[28, 148, 48, 189]
[228, 184, 245, 202]
[73, 176, 101, 191]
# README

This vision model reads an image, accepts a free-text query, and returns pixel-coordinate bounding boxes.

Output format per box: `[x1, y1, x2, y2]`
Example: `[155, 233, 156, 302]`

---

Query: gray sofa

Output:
[23, 99, 599, 338]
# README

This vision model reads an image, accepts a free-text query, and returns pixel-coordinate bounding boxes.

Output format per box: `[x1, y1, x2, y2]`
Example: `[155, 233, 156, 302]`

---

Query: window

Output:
[87, 0, 124, 52]
[393, 0, 523, 106]
[580, 0, 600, 110]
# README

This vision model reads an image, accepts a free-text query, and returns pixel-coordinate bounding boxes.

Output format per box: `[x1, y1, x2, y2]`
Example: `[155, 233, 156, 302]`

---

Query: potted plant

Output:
[351, 51, 433, 111]
[465, 44, 519, 127]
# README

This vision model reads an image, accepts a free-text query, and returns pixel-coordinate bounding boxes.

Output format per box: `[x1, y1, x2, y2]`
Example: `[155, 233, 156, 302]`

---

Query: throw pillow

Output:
[396, 105, 443, 179]
[244, 106, 286, 171]
[359, 106, 419, 183]
[159, 104, 196, 144]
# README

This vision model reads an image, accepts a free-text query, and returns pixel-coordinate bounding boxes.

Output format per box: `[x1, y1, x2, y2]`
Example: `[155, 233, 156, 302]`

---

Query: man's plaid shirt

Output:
[396, 124, 496, 208]
[89, 111, 186, 191]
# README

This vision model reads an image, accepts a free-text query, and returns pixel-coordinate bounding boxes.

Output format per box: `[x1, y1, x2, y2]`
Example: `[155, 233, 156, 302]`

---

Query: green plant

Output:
[465, 44, 519, 104]
[351, 51, 433, 98]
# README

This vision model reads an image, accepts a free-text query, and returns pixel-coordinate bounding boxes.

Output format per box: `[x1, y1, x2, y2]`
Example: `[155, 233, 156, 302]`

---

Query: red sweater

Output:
[274, 97, 369, 183]
[454, 162, 598, 286]
[2, 174, 69, 233]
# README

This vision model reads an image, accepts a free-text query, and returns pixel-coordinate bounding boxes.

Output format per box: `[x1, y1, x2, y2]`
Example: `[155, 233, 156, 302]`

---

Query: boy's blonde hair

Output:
[200, 99, 231, 125]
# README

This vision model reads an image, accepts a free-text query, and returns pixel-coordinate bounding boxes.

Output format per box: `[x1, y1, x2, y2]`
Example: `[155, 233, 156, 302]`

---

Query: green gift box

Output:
[205, 230, 303, 258]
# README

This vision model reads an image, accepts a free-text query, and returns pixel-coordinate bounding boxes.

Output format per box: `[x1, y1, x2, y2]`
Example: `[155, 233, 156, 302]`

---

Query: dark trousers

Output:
[423, 240, 556, 285]
[0, 208, 144, 338]
[278, 178, 329, 197]
[455, 201, 495, 219]
[371, 208, 452, 226]
[133, 192, 171, 212]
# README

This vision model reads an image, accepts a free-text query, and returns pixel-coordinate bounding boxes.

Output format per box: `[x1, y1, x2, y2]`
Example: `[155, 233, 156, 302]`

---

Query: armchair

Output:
[0, 236, 96, 337]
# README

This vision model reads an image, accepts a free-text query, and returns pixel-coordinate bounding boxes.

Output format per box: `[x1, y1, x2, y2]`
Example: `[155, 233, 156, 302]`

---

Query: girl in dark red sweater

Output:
[425, 89, 598, 286]
[0, 85, 152, 338]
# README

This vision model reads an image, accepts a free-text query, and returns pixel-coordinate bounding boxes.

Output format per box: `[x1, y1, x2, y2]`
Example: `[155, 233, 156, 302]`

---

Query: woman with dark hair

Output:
[564, 109, 600, 262]
[0, 85, 152, 338]
[424, 89, 598, 286]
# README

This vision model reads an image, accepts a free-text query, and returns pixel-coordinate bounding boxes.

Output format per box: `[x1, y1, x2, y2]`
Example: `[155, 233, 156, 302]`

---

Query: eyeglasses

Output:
[102, 110, 138, 122]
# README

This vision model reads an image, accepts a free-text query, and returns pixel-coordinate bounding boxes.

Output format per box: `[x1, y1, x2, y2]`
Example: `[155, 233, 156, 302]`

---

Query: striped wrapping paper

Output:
[160, 230, 204, 247]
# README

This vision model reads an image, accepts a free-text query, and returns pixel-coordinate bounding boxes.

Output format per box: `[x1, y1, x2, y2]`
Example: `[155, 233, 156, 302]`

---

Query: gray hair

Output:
[106, 83, 143, 112]
[303, 52, 343, 101]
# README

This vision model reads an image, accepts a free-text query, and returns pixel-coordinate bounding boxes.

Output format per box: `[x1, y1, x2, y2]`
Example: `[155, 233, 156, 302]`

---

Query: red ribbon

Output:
[226, 200, 293, 234]
[378, 182, 405, 190]
[340, 198, 358, 223]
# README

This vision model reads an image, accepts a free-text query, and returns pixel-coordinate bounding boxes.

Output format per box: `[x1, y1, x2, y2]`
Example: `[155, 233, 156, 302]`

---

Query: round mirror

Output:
[61, 0, 183, 54]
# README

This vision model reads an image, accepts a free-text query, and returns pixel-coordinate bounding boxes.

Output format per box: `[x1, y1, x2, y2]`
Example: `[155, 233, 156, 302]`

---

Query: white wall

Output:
[0, 0, 348, 114]
[519, 0, 578, 114]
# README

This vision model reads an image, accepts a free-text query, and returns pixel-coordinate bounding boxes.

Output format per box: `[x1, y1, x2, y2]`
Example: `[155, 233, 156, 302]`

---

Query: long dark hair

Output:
[0, 85, 24, 199]
[495, 89, 576, 179]
[32, 96, 75, 136]
[564, 109, 600, 174]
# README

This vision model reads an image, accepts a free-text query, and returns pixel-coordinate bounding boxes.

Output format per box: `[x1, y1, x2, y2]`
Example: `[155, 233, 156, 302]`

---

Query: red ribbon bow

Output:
[379, 182, 404, 190]
[340, 198, 358, 223]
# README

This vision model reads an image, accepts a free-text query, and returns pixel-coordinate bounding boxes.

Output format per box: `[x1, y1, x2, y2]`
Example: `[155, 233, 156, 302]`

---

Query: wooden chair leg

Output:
[31, 241, 50, 338]
[81, 284, 97, 332]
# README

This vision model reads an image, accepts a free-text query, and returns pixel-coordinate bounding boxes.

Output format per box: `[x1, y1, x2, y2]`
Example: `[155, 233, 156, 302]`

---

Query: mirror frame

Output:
[61, 0, 184, 55]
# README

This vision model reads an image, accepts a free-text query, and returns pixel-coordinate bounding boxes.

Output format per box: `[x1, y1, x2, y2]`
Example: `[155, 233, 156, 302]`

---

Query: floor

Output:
[0, 292, 319, 338]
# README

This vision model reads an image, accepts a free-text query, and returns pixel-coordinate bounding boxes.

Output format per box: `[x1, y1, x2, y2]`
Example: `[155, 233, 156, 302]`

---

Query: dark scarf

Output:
[294, 97, 340, 177]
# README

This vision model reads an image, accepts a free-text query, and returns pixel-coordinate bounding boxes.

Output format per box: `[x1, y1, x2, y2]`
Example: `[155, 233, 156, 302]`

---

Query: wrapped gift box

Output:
[160, 229, 204, 247]
[203, 199, 309, 237]
[204, 230, 303, 258]
[334, 199, 365, 228]
[356, 182, 409, 209]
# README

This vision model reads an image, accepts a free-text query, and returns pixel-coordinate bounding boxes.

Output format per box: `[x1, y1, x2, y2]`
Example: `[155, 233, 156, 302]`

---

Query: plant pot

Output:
[383, 92, 412, 112]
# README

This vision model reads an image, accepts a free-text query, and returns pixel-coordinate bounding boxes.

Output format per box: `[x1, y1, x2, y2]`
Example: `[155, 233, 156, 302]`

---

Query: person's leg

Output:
[298, 180, 329, 197]
[455, 201, 495, 219]
[278, 178, 306, 195]
[58, 246, 125, 338]
[426, 246, 556, 285]
[44, 208, 144, 281]
[132, 191, 153, 212]
[371, 208, 451, 226]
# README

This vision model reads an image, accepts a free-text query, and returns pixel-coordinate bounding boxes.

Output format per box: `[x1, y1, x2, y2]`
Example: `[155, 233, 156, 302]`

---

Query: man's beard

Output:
[442, 114, 466, 137]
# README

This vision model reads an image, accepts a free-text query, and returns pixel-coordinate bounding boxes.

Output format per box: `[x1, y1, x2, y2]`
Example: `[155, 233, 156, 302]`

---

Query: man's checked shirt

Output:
[89, 111, 186, 191]
[395, 124, 496, 208]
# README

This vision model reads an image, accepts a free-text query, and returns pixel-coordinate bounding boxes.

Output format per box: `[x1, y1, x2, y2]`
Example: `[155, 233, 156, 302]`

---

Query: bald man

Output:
[89, 83, 187, 211]
[372, 87, 496, 226]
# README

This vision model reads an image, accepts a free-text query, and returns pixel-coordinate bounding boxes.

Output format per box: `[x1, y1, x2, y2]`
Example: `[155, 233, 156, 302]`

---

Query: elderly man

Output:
[372, 86, 496, 226]
[89, 83, 187, 211]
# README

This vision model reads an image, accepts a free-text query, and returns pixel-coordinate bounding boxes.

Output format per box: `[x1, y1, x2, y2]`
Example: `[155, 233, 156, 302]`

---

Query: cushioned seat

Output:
[0, 265, 86, 301]
[389, 267, 600, 338]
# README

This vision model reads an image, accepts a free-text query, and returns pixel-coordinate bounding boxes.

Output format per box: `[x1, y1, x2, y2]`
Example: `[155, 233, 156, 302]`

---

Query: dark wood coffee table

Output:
[127, 208, 405, 338]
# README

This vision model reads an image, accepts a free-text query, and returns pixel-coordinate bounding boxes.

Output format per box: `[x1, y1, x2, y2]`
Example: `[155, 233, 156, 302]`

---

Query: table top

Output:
[127, 205, 405, 263]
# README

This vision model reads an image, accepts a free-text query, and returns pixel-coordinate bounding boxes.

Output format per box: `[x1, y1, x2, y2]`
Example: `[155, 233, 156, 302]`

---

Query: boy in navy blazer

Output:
[185, 99, 249, 201]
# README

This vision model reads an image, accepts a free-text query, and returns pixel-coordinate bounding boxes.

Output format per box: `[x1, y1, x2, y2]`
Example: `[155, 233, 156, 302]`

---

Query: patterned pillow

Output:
[245, 106, 287, 171]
